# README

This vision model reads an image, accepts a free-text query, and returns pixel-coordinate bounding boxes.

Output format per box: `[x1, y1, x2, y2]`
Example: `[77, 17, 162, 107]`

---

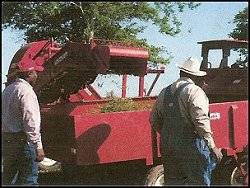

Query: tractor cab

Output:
[198, 39, 248, 103]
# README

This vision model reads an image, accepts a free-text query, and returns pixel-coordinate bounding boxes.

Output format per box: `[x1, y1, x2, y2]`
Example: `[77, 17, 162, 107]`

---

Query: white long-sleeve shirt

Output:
[149, 77, 215, 149]
[2, 78, 43, 149]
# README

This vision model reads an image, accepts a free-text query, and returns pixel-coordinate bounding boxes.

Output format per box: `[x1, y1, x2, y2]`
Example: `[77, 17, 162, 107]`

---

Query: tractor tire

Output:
[211, 155, 237, 185]
[144, 164, 164, 186]
[230, 155, 248, 185]
[230, 167, 245, 185]
[38, 157, 61, 173]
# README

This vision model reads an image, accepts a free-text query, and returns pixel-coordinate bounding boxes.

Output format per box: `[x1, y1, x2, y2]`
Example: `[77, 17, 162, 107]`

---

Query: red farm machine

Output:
[5, 37, 248, 185]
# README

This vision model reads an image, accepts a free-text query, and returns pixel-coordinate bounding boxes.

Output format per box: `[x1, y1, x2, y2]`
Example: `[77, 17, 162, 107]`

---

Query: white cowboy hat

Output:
[177, 57, 207, 76]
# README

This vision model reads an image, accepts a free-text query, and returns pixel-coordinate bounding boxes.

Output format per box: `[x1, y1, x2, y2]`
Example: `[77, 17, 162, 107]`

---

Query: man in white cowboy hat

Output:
[149, 57, 223, 185]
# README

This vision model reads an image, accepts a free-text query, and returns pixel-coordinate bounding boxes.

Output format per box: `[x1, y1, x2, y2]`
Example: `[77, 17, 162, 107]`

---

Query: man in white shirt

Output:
[2, 58, 45, 185]
[149, 57, 223, 185]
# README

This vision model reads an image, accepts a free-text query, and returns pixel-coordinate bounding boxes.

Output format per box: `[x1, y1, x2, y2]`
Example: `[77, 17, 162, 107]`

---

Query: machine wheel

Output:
[231, 167, 243, 185]
[144, 164, 164, 186]
[230, 147, 248, 186]
[38, 157, 61, 173]
[230, 162, 248, 185]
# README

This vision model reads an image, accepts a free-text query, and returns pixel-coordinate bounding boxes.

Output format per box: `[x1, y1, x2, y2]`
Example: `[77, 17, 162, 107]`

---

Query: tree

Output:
[228, 7, 248, 41]
[2, 2, 200, 66]
[228, 7, 248, 63]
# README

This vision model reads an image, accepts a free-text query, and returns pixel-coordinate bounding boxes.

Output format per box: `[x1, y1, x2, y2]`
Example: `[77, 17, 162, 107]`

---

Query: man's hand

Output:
[35, 148, 45, 162]
[211, 146, 223, 164]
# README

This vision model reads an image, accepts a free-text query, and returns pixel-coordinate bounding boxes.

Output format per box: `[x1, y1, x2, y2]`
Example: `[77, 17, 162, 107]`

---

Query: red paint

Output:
[41, 97, 157, 165]
[69, 85, 103, 102]
[122, 75, 127, 98]
[74, 110, 153, 165]
[41, 99, 248, 166]
[210, 101, 248, 151]
[139, 76, 145, 97]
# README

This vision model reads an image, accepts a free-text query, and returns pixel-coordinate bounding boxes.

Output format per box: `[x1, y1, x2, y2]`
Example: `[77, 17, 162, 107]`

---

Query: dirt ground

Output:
[38, 157, 236, 186]
[39, 161, 150, 185]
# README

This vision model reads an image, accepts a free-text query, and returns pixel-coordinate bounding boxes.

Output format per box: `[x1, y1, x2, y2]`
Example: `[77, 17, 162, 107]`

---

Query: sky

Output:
[1, 2, 248, 97]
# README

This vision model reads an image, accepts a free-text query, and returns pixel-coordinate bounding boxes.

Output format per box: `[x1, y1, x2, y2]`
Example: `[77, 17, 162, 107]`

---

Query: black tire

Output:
[38, 157, 61, 173]
[230, 154, 248, 185]
[144, 164, 164, 186]
[211, 156, 237, 185]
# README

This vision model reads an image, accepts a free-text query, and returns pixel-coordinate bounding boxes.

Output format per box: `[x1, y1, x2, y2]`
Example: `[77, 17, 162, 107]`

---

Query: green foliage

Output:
[228, 7, 248, 41]
[228, 7, 248, 60]
[89, 98, 152, 113]
[2, 2, 200, 66]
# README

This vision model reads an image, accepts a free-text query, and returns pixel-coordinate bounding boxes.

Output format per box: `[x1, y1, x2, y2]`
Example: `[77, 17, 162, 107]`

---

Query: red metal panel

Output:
[6, 40, 59, 86]
[10, 40, 59, 67]
[209, 102, 232, 149]
[209, 101, 248, 151]
[109, 45, 149, 58]
[229, 102, 248, 150]
[40, 96, 157, 165]
[73, 110, 154, 166]
[93, 44, 149, 76]
[69, 85, 103, 102]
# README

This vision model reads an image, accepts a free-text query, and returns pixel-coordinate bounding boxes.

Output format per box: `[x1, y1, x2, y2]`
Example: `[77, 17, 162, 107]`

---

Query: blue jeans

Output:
[2, 134, 39, 185]
[162, 138, 216, 185]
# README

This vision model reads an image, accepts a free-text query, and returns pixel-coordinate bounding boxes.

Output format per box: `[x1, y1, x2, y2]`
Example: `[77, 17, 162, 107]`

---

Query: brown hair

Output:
[16, 71, 29, 80]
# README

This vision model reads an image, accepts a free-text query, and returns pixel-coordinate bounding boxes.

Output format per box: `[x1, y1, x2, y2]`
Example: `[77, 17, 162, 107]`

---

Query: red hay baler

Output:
[5, 38, 248, 185]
